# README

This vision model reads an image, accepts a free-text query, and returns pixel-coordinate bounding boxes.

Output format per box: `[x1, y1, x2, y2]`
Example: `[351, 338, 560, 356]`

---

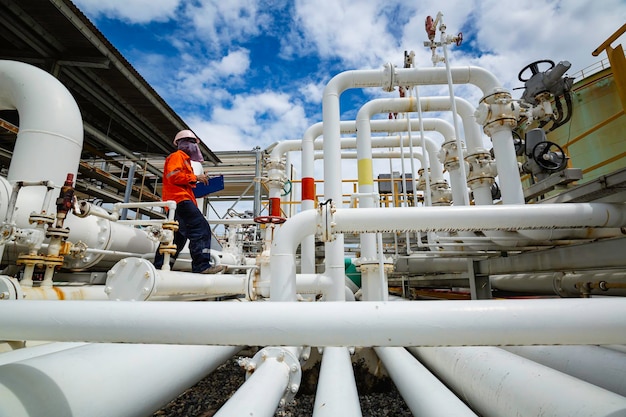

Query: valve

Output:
[518, 59, 574, 131]
[522, 128, 568, 181]
[531, 141, 567, 172]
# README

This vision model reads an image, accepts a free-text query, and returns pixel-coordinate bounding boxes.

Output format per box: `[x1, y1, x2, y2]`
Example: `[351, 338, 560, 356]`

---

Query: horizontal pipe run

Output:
[0, 343, 87, 366]
[0, 299, 625, 346]
[408, 346, 626, 417]
[214, 354, 291, 417]
[21, 285, 108, 300]
[374, 347, 477, 416]
[0, 343, 240, 417]
[313, 347, 362, 417]
[502, 345, 626, 397]
[331, 203, 626, 233]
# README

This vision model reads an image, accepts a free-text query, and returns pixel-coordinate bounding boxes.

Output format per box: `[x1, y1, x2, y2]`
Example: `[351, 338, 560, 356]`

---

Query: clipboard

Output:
[193, 175, 225, 198]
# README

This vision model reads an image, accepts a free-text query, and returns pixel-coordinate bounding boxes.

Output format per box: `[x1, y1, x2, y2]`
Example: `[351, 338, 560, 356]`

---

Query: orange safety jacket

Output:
[162, 150, 198, 206]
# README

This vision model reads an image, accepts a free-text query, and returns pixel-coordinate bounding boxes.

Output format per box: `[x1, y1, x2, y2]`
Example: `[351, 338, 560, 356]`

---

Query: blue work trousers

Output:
[154, 200, 212, 273]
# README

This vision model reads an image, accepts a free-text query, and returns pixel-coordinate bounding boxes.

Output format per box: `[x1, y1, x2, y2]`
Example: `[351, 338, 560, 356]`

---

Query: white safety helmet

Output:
[173, 129, 199, 145]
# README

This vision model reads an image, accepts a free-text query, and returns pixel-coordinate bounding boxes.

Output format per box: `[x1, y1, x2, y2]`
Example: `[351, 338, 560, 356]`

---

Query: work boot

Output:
[201, 264, 227, 274]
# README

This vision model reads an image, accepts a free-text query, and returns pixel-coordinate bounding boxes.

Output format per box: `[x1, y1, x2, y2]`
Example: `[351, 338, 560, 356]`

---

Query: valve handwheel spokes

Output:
[254, 215, 286, 225]
[532, 141, 567, 172]
[518, 59, 555, 82]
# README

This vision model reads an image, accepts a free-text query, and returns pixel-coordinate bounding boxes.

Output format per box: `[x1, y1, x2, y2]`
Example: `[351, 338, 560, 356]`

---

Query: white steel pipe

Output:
[0, 60, 83, 220]
[107, 257, 336, 301]
[21, 285, 108, 300]
[502, 345, 626, 397]
[313, 347, 362, 417]
[105, 257, 249, 301]
[331, 203, 626, 233]
[374, 347, 477, 416]
[0, 343, 240, 417]
[322, 66, 502, 303]
[214, 355, 290, 417]
[0, 343, 87, 366]
[408, 346, 626, 417]
[1, 299, 625, 346]
[491, 271, 626, 296]
[297, 117, 455, 276]
[270, 210, 318, 301]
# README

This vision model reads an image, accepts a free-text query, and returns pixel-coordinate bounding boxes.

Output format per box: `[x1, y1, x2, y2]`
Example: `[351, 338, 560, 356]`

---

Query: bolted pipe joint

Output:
[466, 149, 497, 190]
[381, 62, 397, 92]
[317, 200, 336, 242]
[475, 89, 520, 136]
[355, 257, 395, 275]
[438, 139, 468, 172]
[246, 346, 302, 405]
[430, 180, 453, 206]
[266, 163, 287, 190]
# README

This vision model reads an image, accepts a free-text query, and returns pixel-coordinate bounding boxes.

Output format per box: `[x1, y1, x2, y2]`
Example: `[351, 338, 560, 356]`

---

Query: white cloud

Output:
[170, 49, 251, 104]
[187, 91, 310, 152]
[290, 0, 401, 68]
[73, 0, 181, 23]
[182, 0, 272, 49]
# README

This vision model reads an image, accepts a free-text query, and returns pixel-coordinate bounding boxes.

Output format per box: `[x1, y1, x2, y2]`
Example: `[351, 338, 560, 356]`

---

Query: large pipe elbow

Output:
[0, 61, 83, 187]
[0, 60, 83, 226]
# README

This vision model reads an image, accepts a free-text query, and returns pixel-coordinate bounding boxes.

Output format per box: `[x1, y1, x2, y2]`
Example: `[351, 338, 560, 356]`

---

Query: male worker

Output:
[153, 130, 225, 274]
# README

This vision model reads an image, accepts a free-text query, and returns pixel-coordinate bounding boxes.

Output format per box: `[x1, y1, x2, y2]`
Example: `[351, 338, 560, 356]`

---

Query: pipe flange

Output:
[28, 212, 55, 225]
[162, 221, 179, 232]
[16, 254, 46, 267]
[246, 267, 259, 301]
[0, 275, 23, 300]
[317, 200, 336, 242]
[245, 347, 302, 406]
[46, 226, 70, 239]
[43, 254, 64, 267]
[158, 244, 178, 255]
[381, 62, 397, 92]
[105, 257, 157, 301]
[356, 257, 395, 274]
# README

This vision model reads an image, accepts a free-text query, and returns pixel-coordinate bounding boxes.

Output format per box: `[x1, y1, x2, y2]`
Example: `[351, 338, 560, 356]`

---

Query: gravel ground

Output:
[154, 351, 412, 417]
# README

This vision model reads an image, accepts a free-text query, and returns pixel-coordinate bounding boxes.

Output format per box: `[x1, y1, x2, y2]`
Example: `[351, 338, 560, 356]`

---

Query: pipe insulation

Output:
[0, 299, 625, 346]
[0, 343, 240, 417]
[408, 346, 626, 417]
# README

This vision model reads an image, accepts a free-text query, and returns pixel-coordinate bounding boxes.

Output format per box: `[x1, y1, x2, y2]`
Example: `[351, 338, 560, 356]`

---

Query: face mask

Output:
[177, 140, 204, 162]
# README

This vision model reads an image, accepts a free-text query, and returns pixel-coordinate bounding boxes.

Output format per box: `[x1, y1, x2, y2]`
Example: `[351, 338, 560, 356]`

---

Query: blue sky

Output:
[72, 0, 625, 156]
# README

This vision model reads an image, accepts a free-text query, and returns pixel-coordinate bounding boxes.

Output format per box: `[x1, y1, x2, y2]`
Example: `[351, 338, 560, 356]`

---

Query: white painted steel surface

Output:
[0, 343, 86, 366]
[313, 347, 362, 417]
[374, 346, 477, 416]
[409, 346, 626, 417]
[214, 357, 290, 417]
[0, 343, 240, 417]
[1, 299, 625, 346]
[331, 203, 626, 233]
[503, 345, 626, 397]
